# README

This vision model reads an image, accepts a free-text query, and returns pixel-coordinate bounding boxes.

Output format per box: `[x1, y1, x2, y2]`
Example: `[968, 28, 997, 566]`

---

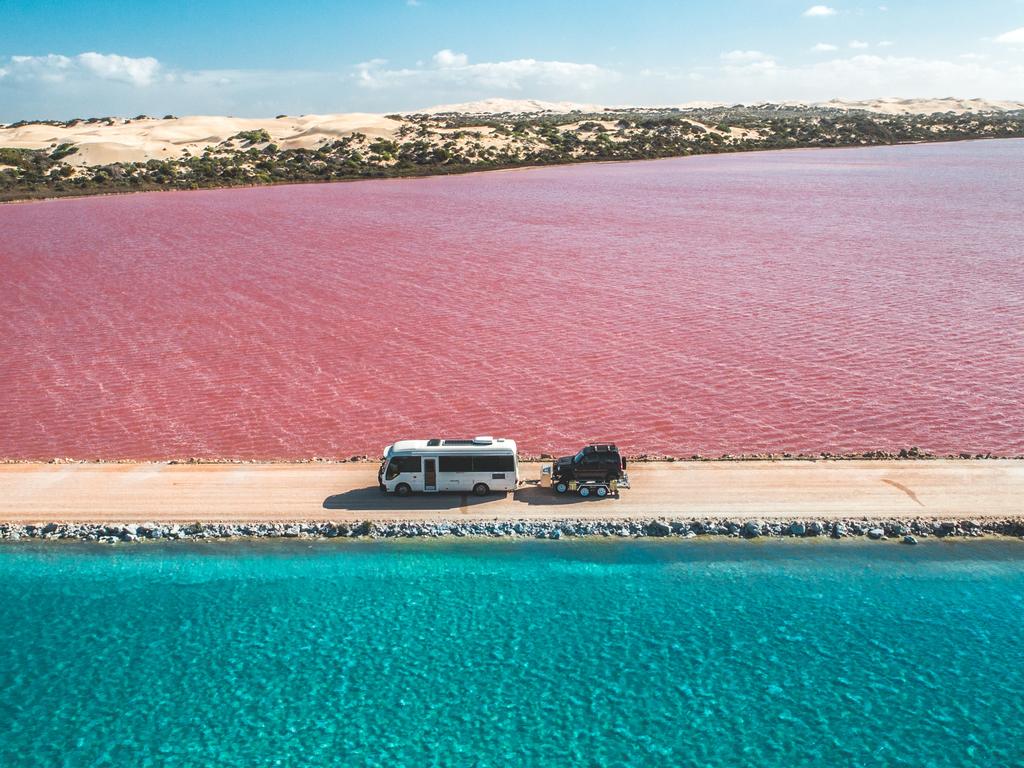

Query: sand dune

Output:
[3, 97, 1021, 167]
[1, 113, 402, 166]
[407, 96, 1024, 116]
[405, 98, 606, 114]
[823, 97, 1024, 114]
[2, 102, 609, 166]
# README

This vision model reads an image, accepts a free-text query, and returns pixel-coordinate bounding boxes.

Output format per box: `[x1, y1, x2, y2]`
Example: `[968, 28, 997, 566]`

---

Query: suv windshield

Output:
[573, 451, 586, 463]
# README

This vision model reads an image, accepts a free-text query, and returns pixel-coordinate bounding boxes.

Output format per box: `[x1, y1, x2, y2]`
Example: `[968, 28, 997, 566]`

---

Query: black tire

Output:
[578, 486, 591, 498]
[554, 480, 569, 494]
[473, 483, 490, 497]
[395, 483, 412, 497]
[596, 486, 608, 498]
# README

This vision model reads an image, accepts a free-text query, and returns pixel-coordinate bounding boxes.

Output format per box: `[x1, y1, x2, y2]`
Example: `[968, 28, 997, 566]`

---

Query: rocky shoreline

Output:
[2, 447, 1022, 465]
[3, 517, 1023, 545]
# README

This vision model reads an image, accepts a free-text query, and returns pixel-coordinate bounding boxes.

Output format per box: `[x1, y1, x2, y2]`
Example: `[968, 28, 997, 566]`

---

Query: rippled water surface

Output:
[1, 541, 1023, 767]
[2, 140, 1023, 458]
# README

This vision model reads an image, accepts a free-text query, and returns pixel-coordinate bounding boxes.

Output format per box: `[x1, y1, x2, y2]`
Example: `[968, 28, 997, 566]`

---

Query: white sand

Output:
[822, 97, 1024, 114]
[3, 98, 1020, 167]
[404, 98, 606, 115]
[406, 96, 1024, 116]
[0, 113, 402, 166]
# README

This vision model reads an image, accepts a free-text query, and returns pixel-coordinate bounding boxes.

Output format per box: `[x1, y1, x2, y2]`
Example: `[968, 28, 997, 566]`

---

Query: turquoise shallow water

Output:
[1, 541, 1023, 767]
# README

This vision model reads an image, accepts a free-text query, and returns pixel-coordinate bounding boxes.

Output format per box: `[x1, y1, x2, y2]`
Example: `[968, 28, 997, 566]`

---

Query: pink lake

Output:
[2, 140, 1023, 459]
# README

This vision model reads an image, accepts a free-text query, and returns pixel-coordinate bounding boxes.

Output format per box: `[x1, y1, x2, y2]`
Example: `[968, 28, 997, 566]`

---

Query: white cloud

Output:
[3, 46, 1022, 123]
[849, 40, 870, 49]
[784, 54, 1019, 100]
[995, 27, 1024, 44]
[355, 51, 615, 92]
[799, 54, 1017, 96]
[6, 54, 74, 83]
[717, 50, 778, 78]
[803, 5, 838, 17]
[77, 52, 160, 85]
[877, 40, 895, 47]
[0, 54, 350, 120]
[0, 48, 621, 120]
[720, 50, 772, 63]
[1, 52, 159, 86]
[649, 53, 1024, 104]
[432, 49, 468, 68]
[812, 43, 839, 52]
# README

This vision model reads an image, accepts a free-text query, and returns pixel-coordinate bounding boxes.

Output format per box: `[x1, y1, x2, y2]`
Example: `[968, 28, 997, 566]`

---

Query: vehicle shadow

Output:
[323, 487, 497, 511]
[322, 481, 611, 511]
[512, 484, 616, 505]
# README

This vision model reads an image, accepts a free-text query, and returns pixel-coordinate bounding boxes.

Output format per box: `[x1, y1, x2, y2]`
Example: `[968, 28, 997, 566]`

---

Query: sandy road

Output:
[0, 460, 1021, 523]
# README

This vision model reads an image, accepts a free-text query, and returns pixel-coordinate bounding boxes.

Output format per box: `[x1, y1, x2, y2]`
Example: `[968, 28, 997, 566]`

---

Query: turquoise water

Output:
[1, 541, 1023, 767]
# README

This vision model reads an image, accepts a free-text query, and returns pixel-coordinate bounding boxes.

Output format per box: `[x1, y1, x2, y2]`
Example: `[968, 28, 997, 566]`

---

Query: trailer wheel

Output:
[473, 483, 490, 497]
[554, 481, 569, 494]
[578, 486, 591, 497]
[596, 486, 608, 498]
[395, 483, 411, 497]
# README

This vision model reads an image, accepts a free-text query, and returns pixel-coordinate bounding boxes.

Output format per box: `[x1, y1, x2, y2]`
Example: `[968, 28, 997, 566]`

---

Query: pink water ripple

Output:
[2, 140, 1023, 459]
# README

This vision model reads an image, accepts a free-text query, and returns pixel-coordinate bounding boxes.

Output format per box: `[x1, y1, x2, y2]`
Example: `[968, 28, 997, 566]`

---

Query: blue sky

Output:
[1, 0, 1022, 119]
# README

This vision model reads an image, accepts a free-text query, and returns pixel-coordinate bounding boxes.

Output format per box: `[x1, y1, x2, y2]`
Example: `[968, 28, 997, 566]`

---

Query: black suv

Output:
[552, 444, 625, 488]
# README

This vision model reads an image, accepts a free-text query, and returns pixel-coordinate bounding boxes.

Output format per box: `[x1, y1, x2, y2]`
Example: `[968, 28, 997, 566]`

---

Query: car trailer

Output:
[540, 466, 631, 498]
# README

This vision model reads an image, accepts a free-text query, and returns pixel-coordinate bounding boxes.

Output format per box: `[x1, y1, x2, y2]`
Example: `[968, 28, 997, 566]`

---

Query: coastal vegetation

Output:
[2, 105, 1024, 201]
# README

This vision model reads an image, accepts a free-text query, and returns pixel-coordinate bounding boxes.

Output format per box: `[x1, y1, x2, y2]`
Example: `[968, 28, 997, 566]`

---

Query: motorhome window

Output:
[439, 455, 474, 472]
[386, 456, 421, 479]
[396, 456, 421, 473]
[473, 456, 515, 472]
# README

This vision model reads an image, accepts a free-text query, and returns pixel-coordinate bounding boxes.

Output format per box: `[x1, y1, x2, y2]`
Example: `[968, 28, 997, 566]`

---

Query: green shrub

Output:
[230, 129, 272, 145]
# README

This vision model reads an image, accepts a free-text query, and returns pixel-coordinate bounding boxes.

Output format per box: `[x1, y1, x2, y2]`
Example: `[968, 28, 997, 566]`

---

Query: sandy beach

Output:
[1, 460, 1021, 525]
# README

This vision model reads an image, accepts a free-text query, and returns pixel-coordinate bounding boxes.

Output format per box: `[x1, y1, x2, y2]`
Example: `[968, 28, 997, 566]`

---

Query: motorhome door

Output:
[423, 458, 437, 491]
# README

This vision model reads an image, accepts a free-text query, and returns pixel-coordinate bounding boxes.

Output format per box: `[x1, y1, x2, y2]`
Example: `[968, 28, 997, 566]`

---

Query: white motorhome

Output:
[378, 436, 519, 496]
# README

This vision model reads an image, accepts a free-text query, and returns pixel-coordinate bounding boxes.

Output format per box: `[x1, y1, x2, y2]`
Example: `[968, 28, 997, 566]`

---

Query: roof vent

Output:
[473, 436, 494, 444]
